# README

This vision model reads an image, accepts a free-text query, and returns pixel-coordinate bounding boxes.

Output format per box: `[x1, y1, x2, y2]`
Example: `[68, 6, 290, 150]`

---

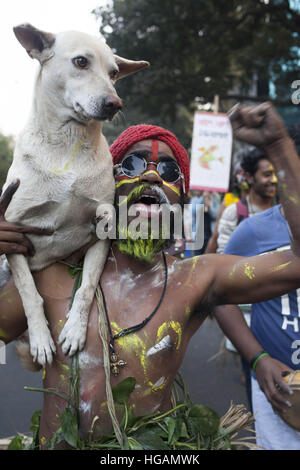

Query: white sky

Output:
[0, 0, 110, 137]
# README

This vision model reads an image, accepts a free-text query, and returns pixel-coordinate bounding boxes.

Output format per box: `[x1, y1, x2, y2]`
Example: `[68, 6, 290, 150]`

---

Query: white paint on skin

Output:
[151, 261, 175, 288]
[168, 263, 176, 275]
[150, 186, 171, 206]
[79, 400, 92, 415]
[119, 268, 139, 290]
[150, 403, 162, 413]
[153, 377, 166, 388]
[151, 275, 165, 288]
[146, 335, 172, 357]
[78, 351, 103, 369]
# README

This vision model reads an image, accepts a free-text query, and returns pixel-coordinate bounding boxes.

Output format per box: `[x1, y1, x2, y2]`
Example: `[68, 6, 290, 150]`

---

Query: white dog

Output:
[3, 23, 148, 366]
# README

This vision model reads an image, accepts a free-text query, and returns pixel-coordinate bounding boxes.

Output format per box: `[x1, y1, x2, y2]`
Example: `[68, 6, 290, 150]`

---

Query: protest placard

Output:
[190, 111, 233, 192]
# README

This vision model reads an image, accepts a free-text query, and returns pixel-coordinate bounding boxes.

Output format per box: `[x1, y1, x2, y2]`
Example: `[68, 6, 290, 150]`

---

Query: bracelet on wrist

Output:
[250, 351, 270, 371]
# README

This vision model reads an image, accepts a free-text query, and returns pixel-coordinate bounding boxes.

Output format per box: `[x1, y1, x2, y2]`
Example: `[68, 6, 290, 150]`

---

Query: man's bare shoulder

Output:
[169, 252, 222, 270]
[167, 253, 222, 301]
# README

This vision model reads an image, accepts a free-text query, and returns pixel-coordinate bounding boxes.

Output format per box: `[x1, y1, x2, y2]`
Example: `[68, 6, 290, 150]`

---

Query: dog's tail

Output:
[15, 335, 42, 372]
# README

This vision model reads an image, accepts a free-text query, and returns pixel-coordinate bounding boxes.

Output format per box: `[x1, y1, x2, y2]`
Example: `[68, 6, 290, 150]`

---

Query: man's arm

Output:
[230, 102, 300, 255]
[214, 304, 293, 413]
[204, 103, 300, 305]
[0, 180, 52, 343]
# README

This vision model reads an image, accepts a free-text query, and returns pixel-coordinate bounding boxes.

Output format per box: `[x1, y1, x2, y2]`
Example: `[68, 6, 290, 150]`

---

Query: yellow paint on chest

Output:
[149, 376, 168, 392]
[111, 321, 148, 376]
[112, 320, 182, 390]
[157, 321, 182, 350]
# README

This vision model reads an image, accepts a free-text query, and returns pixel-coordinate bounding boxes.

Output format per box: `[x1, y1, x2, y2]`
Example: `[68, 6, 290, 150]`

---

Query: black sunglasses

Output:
[114, 153, 185, 192]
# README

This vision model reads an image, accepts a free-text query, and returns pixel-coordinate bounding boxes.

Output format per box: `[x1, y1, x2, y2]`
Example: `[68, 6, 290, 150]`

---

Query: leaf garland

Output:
[12, 372, 255, 451]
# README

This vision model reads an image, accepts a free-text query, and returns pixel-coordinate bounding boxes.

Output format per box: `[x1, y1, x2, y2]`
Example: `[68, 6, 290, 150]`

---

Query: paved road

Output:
[0, 317, 249, 438]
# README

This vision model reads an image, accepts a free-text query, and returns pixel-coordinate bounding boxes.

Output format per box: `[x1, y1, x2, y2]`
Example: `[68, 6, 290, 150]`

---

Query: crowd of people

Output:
[182, 123, 300, 450]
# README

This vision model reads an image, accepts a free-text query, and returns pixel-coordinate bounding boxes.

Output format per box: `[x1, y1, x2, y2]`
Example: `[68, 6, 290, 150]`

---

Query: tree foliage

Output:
[95, 0, 300, 145]
[0, 133, 14, 189]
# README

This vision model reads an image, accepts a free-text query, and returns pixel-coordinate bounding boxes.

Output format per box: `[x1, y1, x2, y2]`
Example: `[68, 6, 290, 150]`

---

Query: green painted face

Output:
[115, 183, 173, 263]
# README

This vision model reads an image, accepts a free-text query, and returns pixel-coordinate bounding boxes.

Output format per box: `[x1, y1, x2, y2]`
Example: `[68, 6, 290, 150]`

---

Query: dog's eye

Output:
[72, 56, 89, 69]
[109, 69, 119, 80]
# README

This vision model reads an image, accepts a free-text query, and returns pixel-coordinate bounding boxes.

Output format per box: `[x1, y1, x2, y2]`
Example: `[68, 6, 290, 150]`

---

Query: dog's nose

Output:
[103, 95, 123, 118]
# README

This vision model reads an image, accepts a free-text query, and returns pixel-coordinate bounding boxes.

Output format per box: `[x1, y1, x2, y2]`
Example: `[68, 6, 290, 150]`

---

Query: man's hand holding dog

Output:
[0, 180, 52, 257]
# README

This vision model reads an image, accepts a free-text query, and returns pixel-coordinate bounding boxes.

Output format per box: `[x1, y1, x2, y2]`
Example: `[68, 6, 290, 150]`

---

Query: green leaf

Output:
[112, 377, 136, 405]
[133, 429, 170, 450]
[128, 437, 144, 450]
[30, 409, 41, 450]
[122, 433, 129, 450]
[169, 417, 189, 446]
[188, 405, 220, 437]
[165, 417, 176, 445]
[213, 427, 232, 450]
[30, 409, 41, 428]
[123, 405, 142, 430]
[47, 427, 64, 450]
[61, 407, 78, 448]
[179, 420, 189, 439]
[67, 264, 83, 279]
[7, 436, 24, 450]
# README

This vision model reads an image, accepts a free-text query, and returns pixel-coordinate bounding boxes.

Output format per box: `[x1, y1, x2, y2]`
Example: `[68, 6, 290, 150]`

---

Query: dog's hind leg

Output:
[7, 254, 56, 366]
[58, 239, 110, 356]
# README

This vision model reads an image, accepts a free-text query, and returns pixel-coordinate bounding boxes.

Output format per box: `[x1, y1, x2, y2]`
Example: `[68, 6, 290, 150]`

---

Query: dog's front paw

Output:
[58, 308, 88, 356]
[29, 324, 56, 367]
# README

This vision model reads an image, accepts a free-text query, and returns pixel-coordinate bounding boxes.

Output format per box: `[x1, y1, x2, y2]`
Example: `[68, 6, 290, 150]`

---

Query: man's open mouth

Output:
[130, 189, 165, 218]
[136, 192, 161, 205]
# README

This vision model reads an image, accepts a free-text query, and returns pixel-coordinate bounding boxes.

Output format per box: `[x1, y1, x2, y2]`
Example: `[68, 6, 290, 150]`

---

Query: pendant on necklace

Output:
[110, 351, 127, 376]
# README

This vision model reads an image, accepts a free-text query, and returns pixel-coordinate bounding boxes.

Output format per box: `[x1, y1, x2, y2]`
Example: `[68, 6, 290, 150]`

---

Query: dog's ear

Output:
[13, 23, 55, 64]
[114, 55, 149, 79]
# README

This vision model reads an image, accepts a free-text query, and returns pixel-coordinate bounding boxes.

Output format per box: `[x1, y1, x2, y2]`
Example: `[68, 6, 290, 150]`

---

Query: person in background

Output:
[215, 148, 278, 409]
[189, 190, 220, 256]
[204, 162, 248, 254]
[216, 149, 278, 254]
[214, 124, 300, 450]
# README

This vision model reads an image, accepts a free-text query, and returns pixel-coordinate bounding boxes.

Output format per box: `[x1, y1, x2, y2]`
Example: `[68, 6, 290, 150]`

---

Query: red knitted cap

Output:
[110, 124, 190, 194]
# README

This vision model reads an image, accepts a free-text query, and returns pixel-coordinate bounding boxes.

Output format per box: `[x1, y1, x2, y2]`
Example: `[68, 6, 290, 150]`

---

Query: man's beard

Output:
[115, 233, 172, 263]
[115, 184, 175, 263]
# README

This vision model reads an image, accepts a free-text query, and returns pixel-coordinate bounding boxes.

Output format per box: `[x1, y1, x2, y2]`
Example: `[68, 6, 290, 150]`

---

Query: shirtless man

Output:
[0, 103, 300, 448]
